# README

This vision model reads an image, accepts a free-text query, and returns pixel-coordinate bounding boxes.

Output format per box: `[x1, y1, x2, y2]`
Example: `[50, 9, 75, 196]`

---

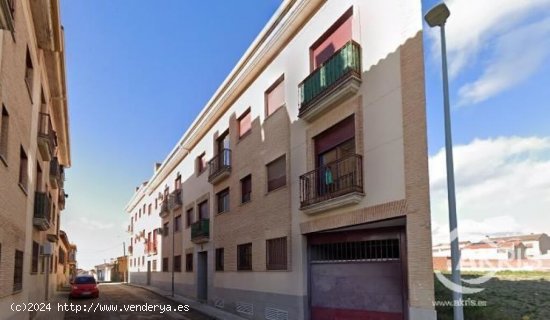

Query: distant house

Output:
[488, 234, 550, 259]
[95, 263, 114, 282]
[432, 241, 471, 257]
[461, 240, 526, 261]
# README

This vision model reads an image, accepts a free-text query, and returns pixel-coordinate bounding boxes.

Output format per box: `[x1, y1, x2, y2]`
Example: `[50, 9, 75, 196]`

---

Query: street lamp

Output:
[425, 3, 464, 320]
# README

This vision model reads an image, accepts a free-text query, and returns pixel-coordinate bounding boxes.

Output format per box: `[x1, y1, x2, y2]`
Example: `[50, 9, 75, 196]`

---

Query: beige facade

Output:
[125, 0, 435, 319]
[0, 1, 71, 319]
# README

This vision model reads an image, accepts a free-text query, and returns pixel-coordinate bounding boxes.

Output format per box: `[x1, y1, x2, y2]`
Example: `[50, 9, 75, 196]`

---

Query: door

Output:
[197, 251, 208, 301]
[147, 261, 151, 285]
[217, 131, 230, 166]
[309, 228, 406, 320]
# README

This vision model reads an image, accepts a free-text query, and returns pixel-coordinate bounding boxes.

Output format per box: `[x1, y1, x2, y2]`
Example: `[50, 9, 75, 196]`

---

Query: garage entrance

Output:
[309, 226, 406, 320]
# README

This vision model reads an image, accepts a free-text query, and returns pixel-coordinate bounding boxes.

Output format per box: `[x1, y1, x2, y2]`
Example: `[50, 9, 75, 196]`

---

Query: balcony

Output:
[298, 41, 362, 122]
[49, 157, 62, 189]
[0, 0, 15, 33]
[58, 188, 66, 210]
[37, 113, 57, 161]
[208, 149, 231, 184]
[159, 201, 169, 218]
[191, 219, 210, 244]
[168, 189, 182, 210]
[299, 154, 364, 214]
[33, 192, 51, 231]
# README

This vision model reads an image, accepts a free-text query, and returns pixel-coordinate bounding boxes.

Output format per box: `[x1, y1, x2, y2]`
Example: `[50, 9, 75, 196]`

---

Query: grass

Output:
[434, 271, 550, 320]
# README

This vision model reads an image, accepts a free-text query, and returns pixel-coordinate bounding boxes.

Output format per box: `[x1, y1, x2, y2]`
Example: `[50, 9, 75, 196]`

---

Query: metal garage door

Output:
[309, 228, 406, 320]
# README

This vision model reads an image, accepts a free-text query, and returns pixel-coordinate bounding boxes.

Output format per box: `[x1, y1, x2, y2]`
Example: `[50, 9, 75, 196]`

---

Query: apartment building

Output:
[0, 1, 71, 319]
[125, 0, 435, 319]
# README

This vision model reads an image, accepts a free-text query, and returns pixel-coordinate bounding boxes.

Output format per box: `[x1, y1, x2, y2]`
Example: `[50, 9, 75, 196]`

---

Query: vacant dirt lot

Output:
[435, 271, 550, 320]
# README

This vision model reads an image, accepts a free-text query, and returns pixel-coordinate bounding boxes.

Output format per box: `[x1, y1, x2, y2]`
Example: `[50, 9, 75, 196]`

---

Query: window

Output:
[148, 204, 152, 215]
[174, 215, 181, 232]
[7, 0, 15, 19]
[217, 188, 230, 214]
[198, 200, 209, 220]
[25, 49, 34, 96]
[265, 75, 285, 117]
[19, 147, 28, 191]
[186, 208, 194, 228]
[241, 175, 252, 204]
[139, 208, 141, 218]
[185, 253, 193, 272]
[0, 105, 9, 162]
[155, 198, 158, 209]
[163, 222, 169, 236]
[310, 8, 353, 69]
[13, 250, 23, 292]
[238, 109, 251, 138]
[152, 260, 157, 271]
[174, 255, 182, 272]
[267, 155, 286, 192]
[162, 257, 169, 272]
[215, 248, 224, 271]
[267, 237, 287, 270]
[31, 242, 39, 273]
[197, 153, 207, 174]
[35, 162, 43, 192]
[237, 243, 252, 271]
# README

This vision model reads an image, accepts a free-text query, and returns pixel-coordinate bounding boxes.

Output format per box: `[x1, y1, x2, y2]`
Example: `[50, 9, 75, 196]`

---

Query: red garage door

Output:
[309, 228, 406, 320]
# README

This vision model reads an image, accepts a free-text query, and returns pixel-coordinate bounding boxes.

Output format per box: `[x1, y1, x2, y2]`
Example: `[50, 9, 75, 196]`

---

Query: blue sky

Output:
[60, 0, 550, 269]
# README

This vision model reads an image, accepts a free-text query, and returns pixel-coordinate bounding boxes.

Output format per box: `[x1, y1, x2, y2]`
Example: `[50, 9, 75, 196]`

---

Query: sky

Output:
[59, 0, 550, 269]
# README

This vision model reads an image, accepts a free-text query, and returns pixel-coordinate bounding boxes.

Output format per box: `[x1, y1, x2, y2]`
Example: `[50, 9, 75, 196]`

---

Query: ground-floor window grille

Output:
[237, 243, 252, 271]
[162, 257, 169, 272]
[185, 253, 193, 272]
[310, 239, 400, 263]
[174, 255, 181, 272]
[215, 248, 224, 271]
[31, 242, 39, 273]
[266, 237, 287, 270]
[13, 250, 24, 292]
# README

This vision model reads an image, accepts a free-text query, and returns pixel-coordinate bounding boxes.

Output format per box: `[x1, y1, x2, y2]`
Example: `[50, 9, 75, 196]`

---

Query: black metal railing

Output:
[299, 154, 363, 208]
[298, 41, 362, 115]
[168, 189, 183, 210]
[208, 149, 231, 181]
[50, 157, 61, 182]
[33, 192, 51, 230]
[159, 200, 169, 217]
[38, 113, 57, 157]
[191, 219, 210, 242]
[59, 188, 66, 210]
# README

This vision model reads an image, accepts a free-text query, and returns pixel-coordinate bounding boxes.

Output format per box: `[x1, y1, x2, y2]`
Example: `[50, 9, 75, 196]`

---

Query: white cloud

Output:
[427, 0, 550, 105]
[458, 17, 550, 105]
[430, 136, 550, 243]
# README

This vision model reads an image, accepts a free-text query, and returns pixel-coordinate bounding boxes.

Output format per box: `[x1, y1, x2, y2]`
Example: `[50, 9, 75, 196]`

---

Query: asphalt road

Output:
[63, 283, 214, 320]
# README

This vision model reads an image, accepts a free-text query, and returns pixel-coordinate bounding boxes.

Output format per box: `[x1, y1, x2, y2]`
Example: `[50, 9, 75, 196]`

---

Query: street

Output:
[63, 284, 214, 320]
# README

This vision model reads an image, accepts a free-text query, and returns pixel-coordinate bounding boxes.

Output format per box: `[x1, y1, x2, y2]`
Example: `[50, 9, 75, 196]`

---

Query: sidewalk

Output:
[125, 283, 246, 320]
[34, 291, 68, 320]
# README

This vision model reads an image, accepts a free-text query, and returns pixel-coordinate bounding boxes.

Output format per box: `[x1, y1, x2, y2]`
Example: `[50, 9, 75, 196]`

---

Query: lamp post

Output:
[425, 3, 464, 320]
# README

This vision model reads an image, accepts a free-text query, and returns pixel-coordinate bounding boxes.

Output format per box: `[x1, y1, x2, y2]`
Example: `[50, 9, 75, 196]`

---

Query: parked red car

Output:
[70, 275, 99, 298]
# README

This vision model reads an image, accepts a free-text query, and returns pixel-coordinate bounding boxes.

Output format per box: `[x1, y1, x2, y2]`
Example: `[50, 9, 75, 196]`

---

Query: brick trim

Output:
[300, 199, 407, 234]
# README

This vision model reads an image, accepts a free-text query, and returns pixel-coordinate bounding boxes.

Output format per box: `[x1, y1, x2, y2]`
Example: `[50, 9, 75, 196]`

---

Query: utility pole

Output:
[425, 3, 464, 320]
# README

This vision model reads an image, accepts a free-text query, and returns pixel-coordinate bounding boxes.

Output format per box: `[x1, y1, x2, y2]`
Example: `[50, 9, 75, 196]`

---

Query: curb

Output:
[125, 283, 246, 320]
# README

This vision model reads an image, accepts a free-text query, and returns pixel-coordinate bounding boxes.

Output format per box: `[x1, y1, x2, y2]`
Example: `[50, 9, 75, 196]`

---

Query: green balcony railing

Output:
[298, 41, 361, 114]
[33, 192, 51, 231]
[191, 219, 210, 242]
